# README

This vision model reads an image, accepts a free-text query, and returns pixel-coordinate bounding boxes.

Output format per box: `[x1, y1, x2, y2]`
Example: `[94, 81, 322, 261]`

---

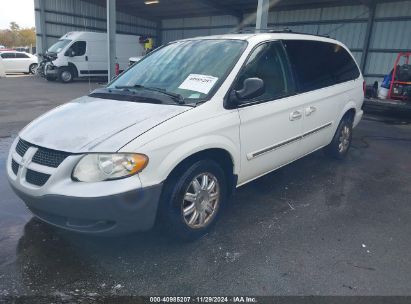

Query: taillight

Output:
[363, 80, 366, 96]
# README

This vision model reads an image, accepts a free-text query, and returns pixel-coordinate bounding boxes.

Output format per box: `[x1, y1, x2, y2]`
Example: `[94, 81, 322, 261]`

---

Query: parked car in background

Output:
[7, 33, 364, 240]
[0, 55, 5, 77]
[38, 31, 144, 83]
[0, 51, 38, 74]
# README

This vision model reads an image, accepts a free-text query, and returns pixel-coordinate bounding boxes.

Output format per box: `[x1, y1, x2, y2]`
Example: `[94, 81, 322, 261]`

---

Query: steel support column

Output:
[38, 0, 47, 54]
[156, 21, 162, 48]
[107, 0, 116, 81]
[237, 13, 244, 31]
[360, 1, 376, 74]
[256, 0, 269, 32]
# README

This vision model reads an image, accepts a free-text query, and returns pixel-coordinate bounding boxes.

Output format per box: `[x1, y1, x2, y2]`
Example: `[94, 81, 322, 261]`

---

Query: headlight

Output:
[72, 153, 148, 182]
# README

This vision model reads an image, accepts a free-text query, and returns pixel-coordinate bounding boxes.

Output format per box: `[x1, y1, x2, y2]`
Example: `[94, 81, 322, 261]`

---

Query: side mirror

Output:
[236, 78, 265, 100]
[226, 78, 265, 108]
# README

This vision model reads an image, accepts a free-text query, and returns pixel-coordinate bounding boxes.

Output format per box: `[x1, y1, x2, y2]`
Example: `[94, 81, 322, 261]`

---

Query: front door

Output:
[66, 41, 89, 77]
[236, 41, 304, 185]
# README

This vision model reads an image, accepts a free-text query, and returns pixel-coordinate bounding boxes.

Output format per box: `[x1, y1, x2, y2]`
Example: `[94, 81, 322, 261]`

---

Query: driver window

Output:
[235, 42, 294, 101]
[69, 41, 86, 56]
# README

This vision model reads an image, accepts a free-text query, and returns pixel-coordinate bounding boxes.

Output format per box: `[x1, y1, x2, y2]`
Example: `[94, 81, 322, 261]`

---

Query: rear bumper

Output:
[10, 182, 163, 235]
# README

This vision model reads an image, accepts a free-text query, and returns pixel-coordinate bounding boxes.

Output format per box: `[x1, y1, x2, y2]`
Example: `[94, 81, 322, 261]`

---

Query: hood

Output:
[20, 96, 191, 153]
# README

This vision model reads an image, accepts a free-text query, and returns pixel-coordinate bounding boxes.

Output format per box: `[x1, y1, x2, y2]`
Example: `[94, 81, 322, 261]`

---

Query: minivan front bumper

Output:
[7, 137, 163, 235]
[10, 183, 162, 235]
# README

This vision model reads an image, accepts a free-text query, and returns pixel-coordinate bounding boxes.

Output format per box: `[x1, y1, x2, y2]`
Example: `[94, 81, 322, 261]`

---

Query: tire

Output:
[29, 63, 38, 75]
[324, 115, 353, 159]
[158, 159, 228, 241]
[57, 67, 74, 83]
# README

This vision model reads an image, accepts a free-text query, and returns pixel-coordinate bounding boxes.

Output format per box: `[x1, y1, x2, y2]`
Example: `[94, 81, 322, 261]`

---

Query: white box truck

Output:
[38, 31, 144, 83]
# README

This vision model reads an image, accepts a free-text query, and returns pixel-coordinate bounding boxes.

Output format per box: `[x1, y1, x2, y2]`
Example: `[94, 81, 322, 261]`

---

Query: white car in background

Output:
[0, 51, 38, 74]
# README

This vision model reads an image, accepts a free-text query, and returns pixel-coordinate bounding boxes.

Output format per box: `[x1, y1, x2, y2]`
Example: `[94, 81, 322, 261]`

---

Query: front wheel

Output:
[57, 67, 74, 83]
[324, 116, 353, 159]
[29, 63, 38, 74]
[158, 160, 227, 241]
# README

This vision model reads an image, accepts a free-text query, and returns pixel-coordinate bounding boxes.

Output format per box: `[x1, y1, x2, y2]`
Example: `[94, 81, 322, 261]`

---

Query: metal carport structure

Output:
[34, 0, 411, 82]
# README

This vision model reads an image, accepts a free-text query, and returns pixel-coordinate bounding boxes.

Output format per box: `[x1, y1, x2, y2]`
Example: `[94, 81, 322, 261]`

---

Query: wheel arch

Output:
[339, 102, 357, 124]
[165, 148, 237, 194]
[67, 62, 79, 78]
[28, 62, 38, 73]
[137, 135, 240, 197]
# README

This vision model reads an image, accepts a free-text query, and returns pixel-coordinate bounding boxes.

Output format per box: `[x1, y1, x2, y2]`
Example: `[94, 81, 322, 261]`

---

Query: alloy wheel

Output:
[182, 172, 220, 229]
[338, 125, 351, 153]
[30, 64, 38, 74]
[61, 71, 72, 82]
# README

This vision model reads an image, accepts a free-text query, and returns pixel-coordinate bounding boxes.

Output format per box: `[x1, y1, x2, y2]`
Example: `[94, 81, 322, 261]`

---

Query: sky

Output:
[0, 0, 35, 29]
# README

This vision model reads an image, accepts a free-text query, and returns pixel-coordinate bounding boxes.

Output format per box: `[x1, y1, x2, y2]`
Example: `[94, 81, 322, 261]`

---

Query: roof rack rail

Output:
[232, 29, 255, 34]
[264, 27, 331, 38]
[233, 27, 330, 38]
[264, 27, 293, 33]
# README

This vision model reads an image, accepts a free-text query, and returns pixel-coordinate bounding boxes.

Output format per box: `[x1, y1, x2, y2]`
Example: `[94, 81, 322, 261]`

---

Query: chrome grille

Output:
[11, 159, 19, 175]
[26, 169, 50, 187]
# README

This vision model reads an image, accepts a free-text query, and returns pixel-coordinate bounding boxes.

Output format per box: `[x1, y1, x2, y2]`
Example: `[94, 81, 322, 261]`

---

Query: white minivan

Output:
[7, 32, 364, 240]
[39, 31, 144, 83]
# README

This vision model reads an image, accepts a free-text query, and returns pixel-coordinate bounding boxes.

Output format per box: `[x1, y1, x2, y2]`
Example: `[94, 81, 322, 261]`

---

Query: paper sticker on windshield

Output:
[178, 74, 218, 94]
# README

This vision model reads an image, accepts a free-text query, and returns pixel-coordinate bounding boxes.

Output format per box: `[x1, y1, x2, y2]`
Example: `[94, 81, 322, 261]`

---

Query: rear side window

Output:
[15, 53, 29, 58]
[283, 40, 360, 93]
[1, 53, 15, 59]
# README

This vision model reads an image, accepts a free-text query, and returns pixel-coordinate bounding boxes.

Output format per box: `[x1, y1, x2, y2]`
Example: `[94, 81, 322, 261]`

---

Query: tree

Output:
[10, 22, 20, 32]
[0, 22, 36, 47]
[19, 28, 36, 46]
[0, 30, 13, 47]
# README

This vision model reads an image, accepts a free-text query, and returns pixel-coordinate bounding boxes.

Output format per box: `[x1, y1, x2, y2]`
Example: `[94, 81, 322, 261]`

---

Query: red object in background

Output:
[388, 52, 411, 101]
[115, 63, 120, 76]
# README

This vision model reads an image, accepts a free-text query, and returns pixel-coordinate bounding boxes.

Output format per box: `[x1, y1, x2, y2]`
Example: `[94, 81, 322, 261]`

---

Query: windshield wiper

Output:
[115, 85, 185, 104]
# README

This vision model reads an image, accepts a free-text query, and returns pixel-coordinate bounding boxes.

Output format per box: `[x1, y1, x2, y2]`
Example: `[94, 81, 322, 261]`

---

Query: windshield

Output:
[108, 39, 247, 102]
[47, 39, 71, 53]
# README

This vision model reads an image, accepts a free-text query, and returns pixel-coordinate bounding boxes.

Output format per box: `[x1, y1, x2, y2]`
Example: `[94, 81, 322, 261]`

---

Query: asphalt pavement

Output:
[0, 75, 410, 298]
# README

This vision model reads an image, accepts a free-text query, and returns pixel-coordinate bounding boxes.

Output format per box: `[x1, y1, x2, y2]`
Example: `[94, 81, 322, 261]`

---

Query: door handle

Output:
[85, 55, 88, 61]
[289, 110, 302, 121]
[305, 106, 316, 116]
